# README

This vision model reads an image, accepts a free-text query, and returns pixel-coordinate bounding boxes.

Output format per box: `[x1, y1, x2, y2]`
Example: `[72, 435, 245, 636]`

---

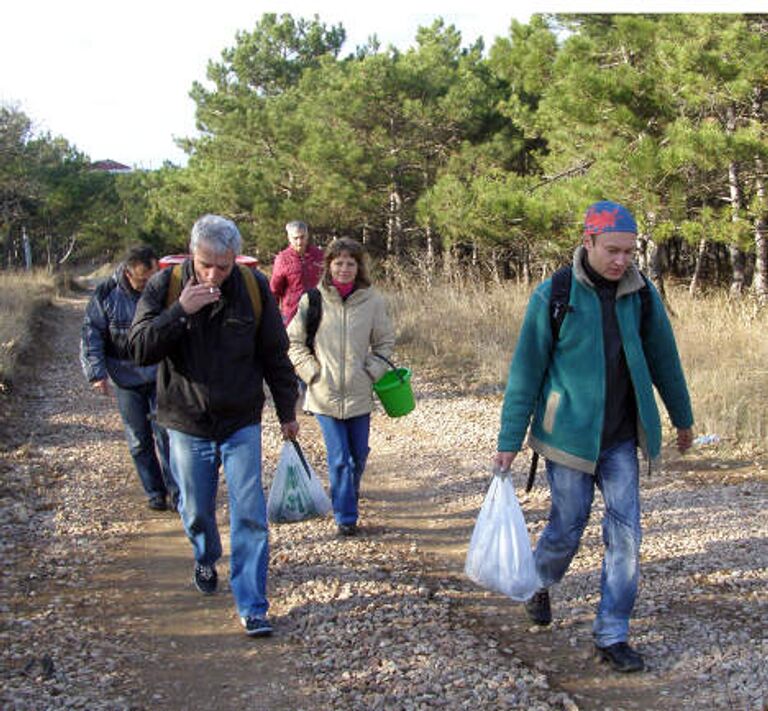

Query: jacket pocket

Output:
[543, 391, 561, 434]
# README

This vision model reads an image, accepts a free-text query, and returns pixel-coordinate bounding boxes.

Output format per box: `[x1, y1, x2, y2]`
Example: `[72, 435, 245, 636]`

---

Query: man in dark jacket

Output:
[129, 214, 298, 637]
[80, 245, 177, 511]
[494, 201, 694, 673]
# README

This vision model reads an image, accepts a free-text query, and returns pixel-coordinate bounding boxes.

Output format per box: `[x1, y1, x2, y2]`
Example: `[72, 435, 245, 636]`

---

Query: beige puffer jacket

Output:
[287, 284, 396, 419]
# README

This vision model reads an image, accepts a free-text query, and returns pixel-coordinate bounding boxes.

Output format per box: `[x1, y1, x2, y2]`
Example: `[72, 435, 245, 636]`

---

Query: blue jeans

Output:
[167, 425, 269, 619]
[114, 383, 177, 502]
[535, 438, 641, 647]
[315, 414, 370, 526]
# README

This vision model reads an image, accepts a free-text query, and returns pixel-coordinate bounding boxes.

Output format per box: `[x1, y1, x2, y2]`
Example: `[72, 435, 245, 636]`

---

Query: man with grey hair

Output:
[130, 214, 299, 637]
[270, 220, 324, 324]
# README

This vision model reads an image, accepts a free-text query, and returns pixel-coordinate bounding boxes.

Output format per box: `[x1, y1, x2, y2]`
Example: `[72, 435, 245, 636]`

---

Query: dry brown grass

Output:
[386, 276, 530, 392]
[669, 288, 768, 450]
[0, 270, 55, 388]
[385, 272, 768, 452]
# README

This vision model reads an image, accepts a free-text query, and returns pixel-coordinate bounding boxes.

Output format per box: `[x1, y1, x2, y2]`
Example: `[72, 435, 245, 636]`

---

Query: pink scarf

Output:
[332, 279, 355, 299]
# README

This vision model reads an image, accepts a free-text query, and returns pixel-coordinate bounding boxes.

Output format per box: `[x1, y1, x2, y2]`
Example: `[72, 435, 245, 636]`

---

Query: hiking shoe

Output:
[595, 642, 645, 673]
[147, 495, 167, 511]
[193, 564, 218, 595]
[525, 588, 552, 626]
[337, 523, 357, 537]
[241, 616, 273, 637]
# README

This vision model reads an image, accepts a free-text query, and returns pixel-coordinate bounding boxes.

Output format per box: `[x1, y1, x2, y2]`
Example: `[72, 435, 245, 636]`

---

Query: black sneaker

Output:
[193, 564, 218, 595]
[148, 495, 167, 511]
[525, 588, 552, 626]
[241, 616, 273, 637]
[595, 642, 645, 673]
[337, 523, 357, 537]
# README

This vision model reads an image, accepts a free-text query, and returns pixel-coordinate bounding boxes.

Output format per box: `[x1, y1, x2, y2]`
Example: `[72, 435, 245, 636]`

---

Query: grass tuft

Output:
[0, 270, 55, 388]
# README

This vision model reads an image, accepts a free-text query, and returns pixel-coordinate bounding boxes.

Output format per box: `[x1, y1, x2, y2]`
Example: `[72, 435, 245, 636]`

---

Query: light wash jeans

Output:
[168, 424, 269, 619]
[535, 438, 641, 647]
[315, 414, 370, 526]
[114, 383, 176, 503]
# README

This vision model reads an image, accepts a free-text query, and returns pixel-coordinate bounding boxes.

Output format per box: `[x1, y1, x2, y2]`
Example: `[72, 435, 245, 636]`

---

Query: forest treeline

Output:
[1, 13, 767, 299]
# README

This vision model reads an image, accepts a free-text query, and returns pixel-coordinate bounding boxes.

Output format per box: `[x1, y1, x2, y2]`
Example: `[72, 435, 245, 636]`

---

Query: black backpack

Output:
[305, 288, 322, 354]
[525, 266, 652, 491]
[548, 265, 651, 343]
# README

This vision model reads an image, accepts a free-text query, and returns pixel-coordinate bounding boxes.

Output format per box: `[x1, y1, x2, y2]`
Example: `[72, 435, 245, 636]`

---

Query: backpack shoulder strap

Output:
[549, 265, 574, 342]
[305, 287, 322, 353]
[638, 271, 651, 335]
[529, 265, 572, 492]
[237, 264, 262, 329]
[165, 264, 183, 308]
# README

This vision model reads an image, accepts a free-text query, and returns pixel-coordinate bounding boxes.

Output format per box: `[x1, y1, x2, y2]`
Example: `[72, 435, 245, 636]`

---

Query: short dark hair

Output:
[124, 245, 158, 270]
[321, 238, 371, 289]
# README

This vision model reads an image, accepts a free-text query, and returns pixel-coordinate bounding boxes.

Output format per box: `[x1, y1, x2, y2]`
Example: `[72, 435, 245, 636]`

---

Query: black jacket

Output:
[129, 260, 297, 440]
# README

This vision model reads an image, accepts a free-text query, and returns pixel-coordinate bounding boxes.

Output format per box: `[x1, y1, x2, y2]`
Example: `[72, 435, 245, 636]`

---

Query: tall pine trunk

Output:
[726, 105, 746, 296]
[639, 213, 667, 298]
[386, 185, 402, 256]
[754, 157, 768, 304]
[424, 224, 435, 286]
[689, 237, 708, 297]
[752, 90, 768, 304]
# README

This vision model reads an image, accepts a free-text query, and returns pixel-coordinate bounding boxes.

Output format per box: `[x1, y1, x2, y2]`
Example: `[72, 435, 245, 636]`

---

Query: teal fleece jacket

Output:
[498, 247, 693, 474]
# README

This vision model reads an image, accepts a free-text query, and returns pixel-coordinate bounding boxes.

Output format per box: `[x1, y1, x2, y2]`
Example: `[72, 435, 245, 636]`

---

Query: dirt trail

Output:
[366, 376, 767, 710]
[1, 292, 766, 711]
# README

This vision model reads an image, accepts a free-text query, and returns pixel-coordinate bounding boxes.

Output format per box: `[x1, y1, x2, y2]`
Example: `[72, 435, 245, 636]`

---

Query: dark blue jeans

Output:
[315, 414, 371, 526]
[535, 438, 641, 647]
[114, 383, 176, 503]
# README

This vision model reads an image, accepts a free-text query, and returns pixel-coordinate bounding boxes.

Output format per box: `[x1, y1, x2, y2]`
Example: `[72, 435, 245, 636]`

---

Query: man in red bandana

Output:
[494, 200, 694, 673]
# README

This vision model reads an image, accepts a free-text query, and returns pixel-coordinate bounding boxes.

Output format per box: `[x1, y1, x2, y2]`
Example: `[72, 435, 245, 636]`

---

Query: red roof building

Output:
[90, 159, 132, 173]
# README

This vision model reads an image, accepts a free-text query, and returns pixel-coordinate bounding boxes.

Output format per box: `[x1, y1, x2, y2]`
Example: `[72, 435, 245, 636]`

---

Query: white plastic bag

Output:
[267, 440, 332, 523]
[464, 470, 539, 601]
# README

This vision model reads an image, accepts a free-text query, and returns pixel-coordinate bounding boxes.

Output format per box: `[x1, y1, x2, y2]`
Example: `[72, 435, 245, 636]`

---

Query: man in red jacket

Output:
[269, 220, 324, 325]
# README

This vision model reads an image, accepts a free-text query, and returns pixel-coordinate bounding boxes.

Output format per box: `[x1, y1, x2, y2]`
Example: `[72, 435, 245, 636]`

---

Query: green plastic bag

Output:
[267, 441, 332, 523]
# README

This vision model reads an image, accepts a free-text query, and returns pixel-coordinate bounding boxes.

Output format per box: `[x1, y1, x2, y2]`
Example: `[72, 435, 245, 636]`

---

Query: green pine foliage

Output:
[2, 13, 766, 297]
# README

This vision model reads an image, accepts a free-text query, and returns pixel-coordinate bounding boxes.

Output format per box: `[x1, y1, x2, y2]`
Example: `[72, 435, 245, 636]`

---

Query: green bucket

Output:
[372, 360, 416, 418]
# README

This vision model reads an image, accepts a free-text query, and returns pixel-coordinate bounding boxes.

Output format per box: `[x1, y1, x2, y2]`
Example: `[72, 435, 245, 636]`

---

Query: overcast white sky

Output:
[1, 1, 762, 168]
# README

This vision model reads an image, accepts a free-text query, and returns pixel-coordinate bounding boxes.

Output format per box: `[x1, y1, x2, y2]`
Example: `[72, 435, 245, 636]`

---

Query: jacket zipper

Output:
[339, 298, 347, 419]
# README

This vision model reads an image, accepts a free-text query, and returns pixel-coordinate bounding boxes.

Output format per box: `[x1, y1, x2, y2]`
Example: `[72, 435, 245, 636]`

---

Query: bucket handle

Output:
[372, 353, 406, 383]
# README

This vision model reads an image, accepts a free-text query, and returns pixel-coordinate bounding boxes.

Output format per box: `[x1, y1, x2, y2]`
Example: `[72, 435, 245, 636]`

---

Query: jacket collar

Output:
[572, 245, 645, 298]
[318, 282, 372, 304]
[115, 263, 140, 297]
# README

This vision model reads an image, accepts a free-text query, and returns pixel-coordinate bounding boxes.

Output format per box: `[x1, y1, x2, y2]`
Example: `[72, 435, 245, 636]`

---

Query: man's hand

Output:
[281, 420, 300, 440]
[179, 282, 221, 315]
[493, 451, 518, 473]
[676, 427, 693, 454]
[91, 379, 112, 397]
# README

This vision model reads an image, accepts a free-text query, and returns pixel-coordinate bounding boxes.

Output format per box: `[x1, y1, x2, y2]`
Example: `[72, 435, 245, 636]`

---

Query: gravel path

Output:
[0, 295, 766, 710]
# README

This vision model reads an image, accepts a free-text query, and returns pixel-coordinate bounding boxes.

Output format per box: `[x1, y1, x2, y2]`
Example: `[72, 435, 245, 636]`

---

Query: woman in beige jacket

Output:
[287, 238, 395, 536]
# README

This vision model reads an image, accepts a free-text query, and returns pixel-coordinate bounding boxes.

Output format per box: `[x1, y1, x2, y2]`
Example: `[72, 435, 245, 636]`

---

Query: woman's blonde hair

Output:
[322, 237, 371, 288]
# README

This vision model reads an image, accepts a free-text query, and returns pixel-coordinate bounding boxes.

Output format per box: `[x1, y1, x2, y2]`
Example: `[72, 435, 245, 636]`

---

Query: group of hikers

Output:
[80, 201, 693, 674]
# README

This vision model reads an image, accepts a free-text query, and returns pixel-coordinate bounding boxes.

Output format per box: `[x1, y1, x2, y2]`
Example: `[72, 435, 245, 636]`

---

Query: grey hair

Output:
[285, 220, 308, 235]
[190, 215, 242, 256]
